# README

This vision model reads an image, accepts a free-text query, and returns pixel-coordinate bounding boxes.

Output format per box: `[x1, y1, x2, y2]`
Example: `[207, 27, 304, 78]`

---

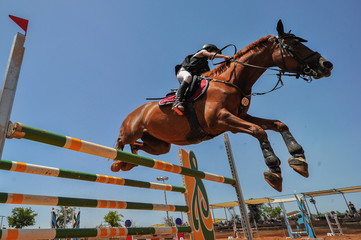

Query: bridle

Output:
[275, 34, 321, 79]
[209, 35, 321, 96]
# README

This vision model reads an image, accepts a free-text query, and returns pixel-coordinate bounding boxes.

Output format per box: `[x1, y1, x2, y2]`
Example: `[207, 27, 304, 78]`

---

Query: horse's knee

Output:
[274, 121, 288, 132]
[250, 126, 267, 140]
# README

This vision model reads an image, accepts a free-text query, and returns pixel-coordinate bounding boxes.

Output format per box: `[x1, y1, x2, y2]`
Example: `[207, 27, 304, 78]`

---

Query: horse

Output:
[111, 20, 333, 192]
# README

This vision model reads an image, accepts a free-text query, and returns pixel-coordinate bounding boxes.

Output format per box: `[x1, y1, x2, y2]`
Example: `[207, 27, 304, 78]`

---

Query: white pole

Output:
[0, 33, 26, 159]
[63, 207, 67, 229]
[0, 215, 5, 229]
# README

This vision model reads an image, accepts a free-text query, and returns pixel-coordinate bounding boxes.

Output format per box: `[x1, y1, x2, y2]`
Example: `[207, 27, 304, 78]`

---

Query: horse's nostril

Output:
[322, 61, 333, 69]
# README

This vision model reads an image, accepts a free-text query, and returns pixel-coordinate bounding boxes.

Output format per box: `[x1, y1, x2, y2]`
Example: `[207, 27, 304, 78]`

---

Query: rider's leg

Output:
[172, 81, 189, 114]
[176, 68, 192, 84]
[173, 69, 192, 115]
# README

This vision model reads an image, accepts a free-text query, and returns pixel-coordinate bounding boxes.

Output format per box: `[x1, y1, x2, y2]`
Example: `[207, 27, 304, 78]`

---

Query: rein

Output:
[202, 73, 285, 97]
[208, 37, 316, 96]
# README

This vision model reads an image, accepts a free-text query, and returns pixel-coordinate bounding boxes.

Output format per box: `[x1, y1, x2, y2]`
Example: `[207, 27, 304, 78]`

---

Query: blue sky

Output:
[0, 0, 360, 229]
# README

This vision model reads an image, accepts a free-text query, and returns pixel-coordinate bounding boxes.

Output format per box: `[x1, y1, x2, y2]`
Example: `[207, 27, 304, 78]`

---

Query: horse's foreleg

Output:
[244, 114, 308, 178]
[280, 130, 308, 177]
[217, 110, 282, 191]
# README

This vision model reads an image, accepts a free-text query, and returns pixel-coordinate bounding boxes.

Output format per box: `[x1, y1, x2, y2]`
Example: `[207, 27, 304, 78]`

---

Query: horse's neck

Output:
[228, 40, 276, 94]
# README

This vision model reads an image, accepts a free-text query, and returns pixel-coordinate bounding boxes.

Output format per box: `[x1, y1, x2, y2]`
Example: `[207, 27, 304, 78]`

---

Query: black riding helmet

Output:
[202, 44, 222, 54]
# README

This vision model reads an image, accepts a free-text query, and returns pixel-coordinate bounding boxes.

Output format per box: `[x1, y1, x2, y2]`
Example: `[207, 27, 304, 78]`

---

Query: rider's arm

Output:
[195, 50, 232, 60]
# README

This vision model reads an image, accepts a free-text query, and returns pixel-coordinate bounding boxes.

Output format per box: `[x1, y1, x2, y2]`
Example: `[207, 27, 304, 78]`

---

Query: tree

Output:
[7, 207, 37, 229]
[55, 206, 76, 228]
[104, 211, 124, 227]
[248, 203, 264, 224]
[261, 206, 282, 221]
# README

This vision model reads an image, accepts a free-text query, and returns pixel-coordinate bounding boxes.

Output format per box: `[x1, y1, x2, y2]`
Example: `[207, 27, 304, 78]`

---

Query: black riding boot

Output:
[172, 81, 190, 115]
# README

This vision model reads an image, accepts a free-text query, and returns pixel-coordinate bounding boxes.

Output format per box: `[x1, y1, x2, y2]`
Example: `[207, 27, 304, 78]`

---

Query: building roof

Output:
[209, 185, 361, 209]
[210, 197, 296, 209]
[301, 185, 361, 197]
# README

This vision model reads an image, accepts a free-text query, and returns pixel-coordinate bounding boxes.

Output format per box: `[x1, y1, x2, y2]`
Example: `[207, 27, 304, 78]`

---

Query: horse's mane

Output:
[206, 35, 273, 77]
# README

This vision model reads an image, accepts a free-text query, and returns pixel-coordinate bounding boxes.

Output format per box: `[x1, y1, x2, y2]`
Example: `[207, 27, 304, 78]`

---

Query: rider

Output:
[172, 44, 232, 115]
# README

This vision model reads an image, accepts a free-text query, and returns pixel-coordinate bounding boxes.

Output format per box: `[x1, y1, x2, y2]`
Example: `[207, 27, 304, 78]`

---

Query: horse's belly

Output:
[146, 120, 193, 145]
[143, 107, 197, 145]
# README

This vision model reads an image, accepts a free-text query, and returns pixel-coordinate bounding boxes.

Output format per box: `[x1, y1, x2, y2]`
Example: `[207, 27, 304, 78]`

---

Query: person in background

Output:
[348, 201, 357, 217]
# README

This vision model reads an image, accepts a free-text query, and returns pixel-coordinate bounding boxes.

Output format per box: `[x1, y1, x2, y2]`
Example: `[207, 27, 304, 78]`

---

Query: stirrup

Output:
[172, 102, 184, 115]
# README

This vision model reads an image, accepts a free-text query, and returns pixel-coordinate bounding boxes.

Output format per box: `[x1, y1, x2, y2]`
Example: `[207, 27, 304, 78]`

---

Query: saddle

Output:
[158, 76, 209, 106]
[158, 76, 214, 143]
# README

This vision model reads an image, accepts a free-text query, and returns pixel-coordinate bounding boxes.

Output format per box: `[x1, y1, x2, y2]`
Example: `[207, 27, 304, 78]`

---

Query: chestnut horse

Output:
[111, 20, 333, 192]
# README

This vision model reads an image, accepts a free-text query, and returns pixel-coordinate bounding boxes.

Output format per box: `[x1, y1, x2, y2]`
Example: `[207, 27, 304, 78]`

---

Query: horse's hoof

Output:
[288, 157, 309, 178]
[111, 161, 138, 172]
[264, 170, 283, 192]
[111, 161, 122, 172]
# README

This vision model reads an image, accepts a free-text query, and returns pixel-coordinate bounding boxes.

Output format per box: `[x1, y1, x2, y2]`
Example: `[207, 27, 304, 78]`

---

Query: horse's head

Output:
[272, 20, 333, 79]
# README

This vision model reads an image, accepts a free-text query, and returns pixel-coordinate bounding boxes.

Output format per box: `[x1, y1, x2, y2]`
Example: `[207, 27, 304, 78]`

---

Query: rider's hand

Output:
[224, 56, 233, 61]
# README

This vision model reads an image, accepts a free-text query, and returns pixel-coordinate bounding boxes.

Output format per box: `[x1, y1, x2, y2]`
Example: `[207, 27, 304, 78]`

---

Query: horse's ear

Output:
[277, 19, 285, 36]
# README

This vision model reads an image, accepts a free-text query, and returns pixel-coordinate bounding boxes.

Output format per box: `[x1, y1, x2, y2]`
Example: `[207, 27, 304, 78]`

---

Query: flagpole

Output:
[0, 15, 28, 159]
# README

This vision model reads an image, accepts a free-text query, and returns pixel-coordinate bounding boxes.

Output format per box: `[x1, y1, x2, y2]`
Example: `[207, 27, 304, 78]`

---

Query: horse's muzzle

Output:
[320, 58, 333, 70]
[311, 57, 333, 79]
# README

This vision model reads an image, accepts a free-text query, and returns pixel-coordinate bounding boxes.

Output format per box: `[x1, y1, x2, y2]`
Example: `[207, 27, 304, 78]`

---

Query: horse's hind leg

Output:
[139, 132, 171, 155]
[111, 141, 141, 172]
[111, 132, 171, 172]
[123, 133, 170, 156]
[111, 124, 143, 172]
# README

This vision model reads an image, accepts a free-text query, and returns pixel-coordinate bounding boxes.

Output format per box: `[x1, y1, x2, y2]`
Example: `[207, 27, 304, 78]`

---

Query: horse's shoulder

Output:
[206, 82, 241, 102]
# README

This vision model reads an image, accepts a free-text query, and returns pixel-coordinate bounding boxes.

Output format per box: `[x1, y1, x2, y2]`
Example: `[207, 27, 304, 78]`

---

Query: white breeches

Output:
[176, 68, 192, 84]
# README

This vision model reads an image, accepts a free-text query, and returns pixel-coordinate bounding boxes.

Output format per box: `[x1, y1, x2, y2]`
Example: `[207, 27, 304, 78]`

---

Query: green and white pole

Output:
[0, 192, 189, 212]
[0, 226, 191, 240]
[0, 159, 185, 193]
[7, 122, 236, 186]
